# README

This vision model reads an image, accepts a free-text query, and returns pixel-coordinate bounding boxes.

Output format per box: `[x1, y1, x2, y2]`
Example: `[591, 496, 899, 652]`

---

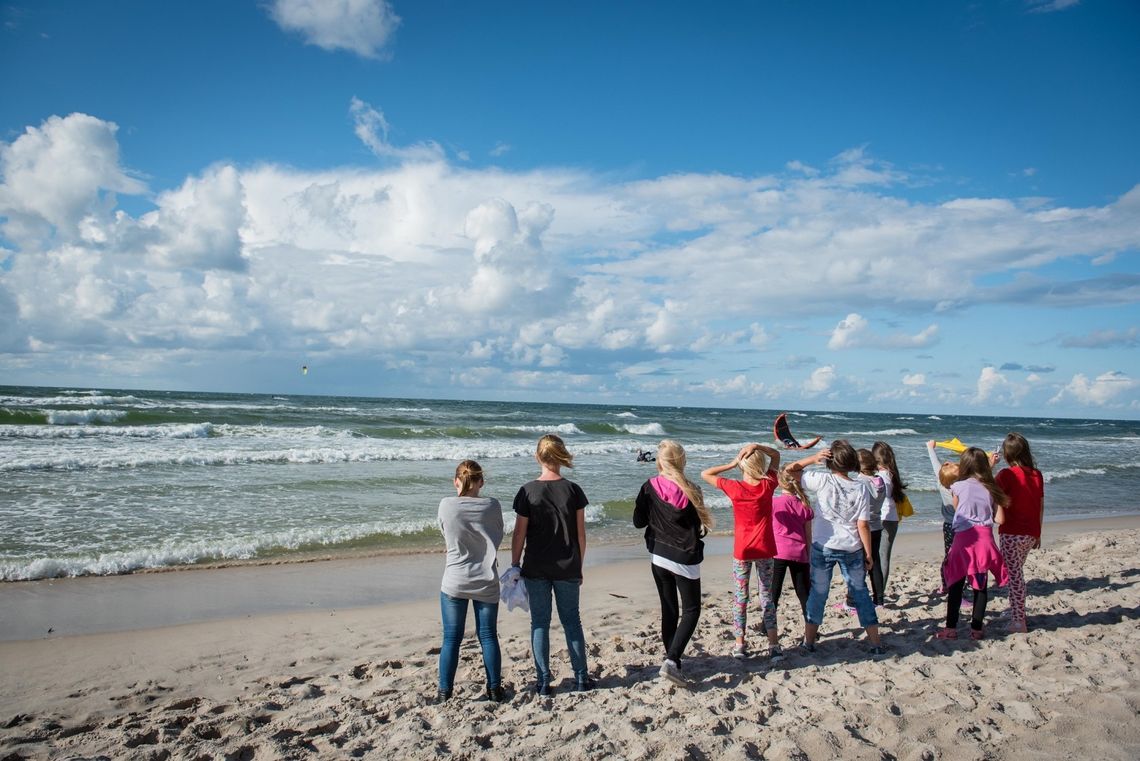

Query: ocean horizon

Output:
[2, 384, 1138, 581]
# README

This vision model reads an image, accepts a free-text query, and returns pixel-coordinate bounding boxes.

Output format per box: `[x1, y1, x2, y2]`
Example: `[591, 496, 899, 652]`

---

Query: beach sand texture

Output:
[2, 523, 1138, 760]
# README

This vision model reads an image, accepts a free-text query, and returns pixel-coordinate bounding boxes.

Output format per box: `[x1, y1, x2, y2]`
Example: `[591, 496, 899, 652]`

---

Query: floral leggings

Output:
[732, 558, 777, 640]
[1000, 534, 1036, 625]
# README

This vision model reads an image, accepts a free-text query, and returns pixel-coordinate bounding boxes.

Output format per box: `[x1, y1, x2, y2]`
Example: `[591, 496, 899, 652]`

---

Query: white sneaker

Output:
[732, 643, 747, 659]
[659, 659, 688, 687]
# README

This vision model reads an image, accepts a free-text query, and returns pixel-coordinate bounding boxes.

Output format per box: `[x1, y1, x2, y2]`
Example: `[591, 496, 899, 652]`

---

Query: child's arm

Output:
[752, 442, 781, 475]
[993, 501, 1006, 526]
[700, 445, 752, 486]
[928, 440, 954, 506]
[787, 448, 829, 474]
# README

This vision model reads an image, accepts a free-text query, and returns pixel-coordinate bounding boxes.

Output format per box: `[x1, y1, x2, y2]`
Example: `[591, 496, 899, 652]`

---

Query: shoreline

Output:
[6, 506, 1139, 583]
[1, 516, 1138, 759]
[2, 513, 1138, 643]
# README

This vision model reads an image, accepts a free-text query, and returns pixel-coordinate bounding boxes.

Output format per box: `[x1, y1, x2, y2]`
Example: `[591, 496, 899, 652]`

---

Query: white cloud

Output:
[3, 111, 1140, 412]
[698, 374, 766, 397]
[140, 165, 247, 271]
[749, 323, 772, 349]
[902, 373, 925, 386]
[490, 142, 511, 158]
[1050, 371, 1137, 406]
[0, 113, 145, 248]
[803, 365, 836, 396]
[268, 0, 400, 59]
[974, 366, 1031, 406]
[349, 98, 444, 162]
[1026, 0, 1080, 14]
[827, 313, 939, 350]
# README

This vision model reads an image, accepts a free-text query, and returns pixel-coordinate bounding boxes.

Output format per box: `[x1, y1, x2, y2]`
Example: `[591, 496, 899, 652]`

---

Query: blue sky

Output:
[1, 0, 1138, 417]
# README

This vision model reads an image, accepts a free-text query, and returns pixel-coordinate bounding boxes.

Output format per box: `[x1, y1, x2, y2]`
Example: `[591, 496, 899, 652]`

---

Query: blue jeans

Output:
[806, 543, 879, 628]
[439, 593, 501, 692]
[524, 577, 588, 683]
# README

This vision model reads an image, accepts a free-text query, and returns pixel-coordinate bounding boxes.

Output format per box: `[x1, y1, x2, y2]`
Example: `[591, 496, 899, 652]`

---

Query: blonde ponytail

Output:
[656, 439, 714, 530]
[777, 466, 811, 510]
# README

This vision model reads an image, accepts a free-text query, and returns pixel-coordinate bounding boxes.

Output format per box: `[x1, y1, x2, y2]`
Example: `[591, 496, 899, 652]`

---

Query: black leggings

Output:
[946, 574, 988, 630]
[651, 563, 701, 665]
[772, 559, 810, 620]
[868, 529, 884, 605]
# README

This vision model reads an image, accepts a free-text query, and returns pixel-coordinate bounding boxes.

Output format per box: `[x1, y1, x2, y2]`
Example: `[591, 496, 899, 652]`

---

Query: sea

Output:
[2, 385, 1138, 581]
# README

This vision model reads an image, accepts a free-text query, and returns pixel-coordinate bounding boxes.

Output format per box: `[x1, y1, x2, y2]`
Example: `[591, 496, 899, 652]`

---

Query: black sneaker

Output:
[486, 684, 507, 702]
[797, 640, 816, 655]
[534, 680, 553, 697]
[869, 645, 887, 658]
[574, 676, 597, 692]
[434, 688, 452, 704]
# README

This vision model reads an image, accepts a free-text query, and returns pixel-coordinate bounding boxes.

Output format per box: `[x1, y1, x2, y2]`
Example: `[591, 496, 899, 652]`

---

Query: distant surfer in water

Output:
[637, 449, 656, 462]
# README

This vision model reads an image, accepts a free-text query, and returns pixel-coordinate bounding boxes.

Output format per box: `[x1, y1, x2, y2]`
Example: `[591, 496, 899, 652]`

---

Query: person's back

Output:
[803, 469, 872, 551]
[439, 495, 504, 602]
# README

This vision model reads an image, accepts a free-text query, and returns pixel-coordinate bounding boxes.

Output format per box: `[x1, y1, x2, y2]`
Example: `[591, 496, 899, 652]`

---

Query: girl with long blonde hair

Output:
[634, 439, 712, 686]
[701, 442, 782, 660]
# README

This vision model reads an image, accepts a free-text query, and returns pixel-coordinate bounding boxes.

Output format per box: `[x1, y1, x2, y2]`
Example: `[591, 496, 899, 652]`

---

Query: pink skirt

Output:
[943, 525, 1008, 590]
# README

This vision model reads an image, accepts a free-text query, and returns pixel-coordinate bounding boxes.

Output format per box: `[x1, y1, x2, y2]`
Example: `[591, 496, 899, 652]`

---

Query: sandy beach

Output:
[2, 516, 1139, 760]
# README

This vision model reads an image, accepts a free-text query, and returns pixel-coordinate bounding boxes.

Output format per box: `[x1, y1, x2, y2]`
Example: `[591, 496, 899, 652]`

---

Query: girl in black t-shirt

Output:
[510, 434, 594, 695]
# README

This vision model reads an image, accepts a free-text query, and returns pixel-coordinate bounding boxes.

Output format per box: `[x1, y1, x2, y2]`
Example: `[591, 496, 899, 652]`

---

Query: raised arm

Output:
[700, 444, 754, 486]
[753, 443, 781, 475]
[787, 448, 830, 474]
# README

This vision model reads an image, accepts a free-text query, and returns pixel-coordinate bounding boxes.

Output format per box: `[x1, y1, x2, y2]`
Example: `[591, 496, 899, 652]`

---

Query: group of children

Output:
[436, 431, 1045, 699]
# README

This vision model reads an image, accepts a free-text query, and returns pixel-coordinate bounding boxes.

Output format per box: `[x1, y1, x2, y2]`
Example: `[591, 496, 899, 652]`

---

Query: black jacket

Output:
[633, 479, 705, 565]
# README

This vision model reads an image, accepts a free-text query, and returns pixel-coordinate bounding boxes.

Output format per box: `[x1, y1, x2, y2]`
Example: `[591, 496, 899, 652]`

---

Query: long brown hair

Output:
[656, 439, 714, 530]
[871, 441, 907, 502]
[454, 460, 484, 496]
[1002, 432, 1037, 471]
[958, 447, 1008, 507]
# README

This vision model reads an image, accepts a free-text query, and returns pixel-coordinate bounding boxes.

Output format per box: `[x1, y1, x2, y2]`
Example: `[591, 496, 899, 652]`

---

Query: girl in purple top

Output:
[937, 448, 1009, 640]
[771, 467, 813, 623]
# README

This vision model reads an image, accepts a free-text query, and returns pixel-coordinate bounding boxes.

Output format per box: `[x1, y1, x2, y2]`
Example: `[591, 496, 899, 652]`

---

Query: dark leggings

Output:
[946, 574, 988, 630]
[651, 563, 701, 665]
[868, 529, 884, 605]
[772, 559, 810, 620]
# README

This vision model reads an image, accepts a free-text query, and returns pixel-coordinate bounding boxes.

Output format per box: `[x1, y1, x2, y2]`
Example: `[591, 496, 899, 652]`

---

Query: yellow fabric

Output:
[934, 437, 968, 453]
[897, 494, 914, 518]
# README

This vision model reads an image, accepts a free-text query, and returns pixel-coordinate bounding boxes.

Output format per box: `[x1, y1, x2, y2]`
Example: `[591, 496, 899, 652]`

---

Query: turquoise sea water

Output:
[1, 385, 1138, 580]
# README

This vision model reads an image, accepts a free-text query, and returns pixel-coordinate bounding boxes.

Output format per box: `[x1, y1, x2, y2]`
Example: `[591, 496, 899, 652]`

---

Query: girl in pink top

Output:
[701, 442, 782, 661]
[771, 467, 814, 624]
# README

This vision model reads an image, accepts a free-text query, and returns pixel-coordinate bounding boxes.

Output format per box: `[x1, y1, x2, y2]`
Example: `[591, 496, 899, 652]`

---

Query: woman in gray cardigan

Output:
[437, 460, 506, 703]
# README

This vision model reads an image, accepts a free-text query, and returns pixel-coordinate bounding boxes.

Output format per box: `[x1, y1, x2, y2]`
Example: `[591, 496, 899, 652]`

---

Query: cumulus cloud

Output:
[268, 0, 400, 59]
[3, 110, 1140, 410]
[827, 313, 939, 350]
[0, 113, 146, 247]
[974, 365, 1035, 407]
[1050, 371, 1136, 406]
[803, 365, 836, 396]
[902, 373, 925, 386]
